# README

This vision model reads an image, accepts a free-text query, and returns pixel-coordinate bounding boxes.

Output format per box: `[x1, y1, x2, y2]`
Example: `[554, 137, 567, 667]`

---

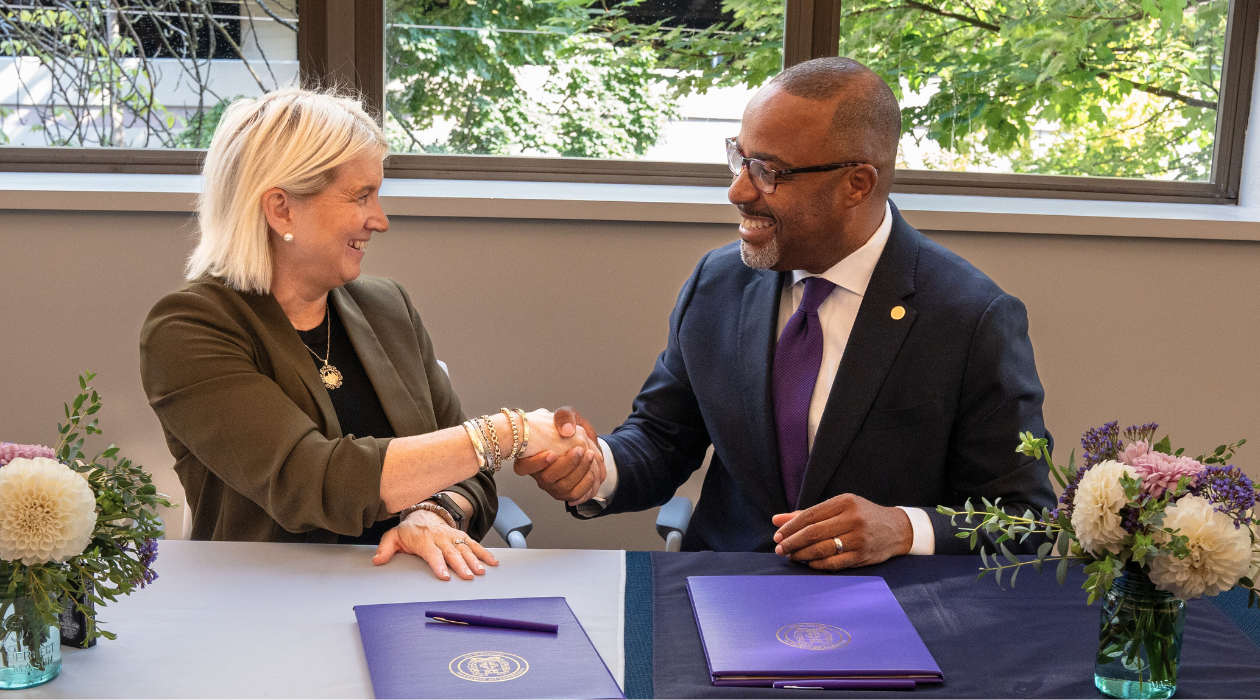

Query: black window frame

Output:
[2, 0, 1257, 204]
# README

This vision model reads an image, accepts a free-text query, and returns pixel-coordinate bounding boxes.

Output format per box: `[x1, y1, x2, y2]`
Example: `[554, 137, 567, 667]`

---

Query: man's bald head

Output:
[765, 57, 901, 180]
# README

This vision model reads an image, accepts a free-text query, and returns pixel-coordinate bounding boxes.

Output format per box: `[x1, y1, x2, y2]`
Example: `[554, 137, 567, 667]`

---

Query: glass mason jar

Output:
[0, 596, 62, 690]
[1094, 568, 1186, 700]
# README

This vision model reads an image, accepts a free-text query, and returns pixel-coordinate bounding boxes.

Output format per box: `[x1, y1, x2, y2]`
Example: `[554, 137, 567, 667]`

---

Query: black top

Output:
[296, 302, 399, 546]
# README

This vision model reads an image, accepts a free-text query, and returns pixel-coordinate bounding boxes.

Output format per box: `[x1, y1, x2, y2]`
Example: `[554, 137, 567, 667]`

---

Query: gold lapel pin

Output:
[891, 306, 906, 320]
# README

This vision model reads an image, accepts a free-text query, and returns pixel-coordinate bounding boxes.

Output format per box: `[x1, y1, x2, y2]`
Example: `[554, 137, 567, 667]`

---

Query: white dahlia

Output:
[1248, 524, 1259, 584]
[1149, 495, 1253, 600]
[0, 457, 97, 565]
[1071, 460, 1136, 555]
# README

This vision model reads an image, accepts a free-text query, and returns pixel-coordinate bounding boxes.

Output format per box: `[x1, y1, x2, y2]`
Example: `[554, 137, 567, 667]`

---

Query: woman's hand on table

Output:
[371, 509, 498, 581]
[516, 407, 606, 505]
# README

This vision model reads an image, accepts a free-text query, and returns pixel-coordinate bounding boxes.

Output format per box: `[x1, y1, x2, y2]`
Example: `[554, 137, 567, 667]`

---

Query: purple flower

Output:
[1191, 465, 1257, 528]
[1123, 423, 1159, 445]
[1132, 452, 1206, 497]
[0, 442, 56, 466]
[1051, 465, 1090, 520]
[131, 539, 160, 588]
[1081, 422, 1123, 467]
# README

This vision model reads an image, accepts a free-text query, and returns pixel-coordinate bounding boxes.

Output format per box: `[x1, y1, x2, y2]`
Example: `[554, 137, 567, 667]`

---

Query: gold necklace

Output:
[300, 307, 343, 390]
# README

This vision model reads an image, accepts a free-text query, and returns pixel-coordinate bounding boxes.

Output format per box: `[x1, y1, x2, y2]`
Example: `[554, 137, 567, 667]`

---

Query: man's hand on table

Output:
[372, 509, 498, 581]
[772, 493, 913, 570]
[513, 406, 606, 505]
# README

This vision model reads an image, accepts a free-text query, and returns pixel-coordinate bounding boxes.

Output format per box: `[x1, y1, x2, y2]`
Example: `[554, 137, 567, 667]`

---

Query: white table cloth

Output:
[11, 541, 626, 698]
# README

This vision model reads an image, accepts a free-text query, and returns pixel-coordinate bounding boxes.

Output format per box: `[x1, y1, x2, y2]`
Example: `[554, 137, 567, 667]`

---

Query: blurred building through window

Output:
[0, 0, 297, 148]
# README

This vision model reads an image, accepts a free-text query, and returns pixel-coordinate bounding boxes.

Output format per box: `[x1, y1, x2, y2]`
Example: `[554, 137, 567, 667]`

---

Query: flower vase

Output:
[0, 596, 62, 690]
[1094, 569, 1186, 699]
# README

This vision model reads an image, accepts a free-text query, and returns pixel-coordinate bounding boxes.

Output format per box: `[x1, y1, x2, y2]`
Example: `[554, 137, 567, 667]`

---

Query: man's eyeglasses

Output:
[726, 137, 870, 194]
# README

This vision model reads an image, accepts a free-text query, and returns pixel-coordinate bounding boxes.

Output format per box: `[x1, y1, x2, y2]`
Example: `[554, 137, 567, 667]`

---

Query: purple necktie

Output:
[773, 276, 836, 509]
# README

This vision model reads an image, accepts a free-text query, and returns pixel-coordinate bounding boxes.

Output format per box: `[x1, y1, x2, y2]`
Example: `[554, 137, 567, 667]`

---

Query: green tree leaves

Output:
[839, 0, 1227, 179]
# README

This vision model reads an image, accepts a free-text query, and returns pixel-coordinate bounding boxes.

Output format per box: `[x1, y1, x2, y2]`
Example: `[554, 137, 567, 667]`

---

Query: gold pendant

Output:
[320, 364, 343, 390]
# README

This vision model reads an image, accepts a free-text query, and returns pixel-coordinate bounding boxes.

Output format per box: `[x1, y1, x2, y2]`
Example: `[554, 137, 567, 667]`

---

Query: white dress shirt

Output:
[590, 202, 934, 555]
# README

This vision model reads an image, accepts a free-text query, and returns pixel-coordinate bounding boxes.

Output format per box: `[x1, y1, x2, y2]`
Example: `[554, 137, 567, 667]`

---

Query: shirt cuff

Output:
[896, 506, 936, 555]
[574, 438, 619, 518]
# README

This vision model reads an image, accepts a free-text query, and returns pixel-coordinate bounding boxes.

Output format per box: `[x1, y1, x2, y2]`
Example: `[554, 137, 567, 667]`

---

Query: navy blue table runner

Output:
[625, 552, 1260, 699]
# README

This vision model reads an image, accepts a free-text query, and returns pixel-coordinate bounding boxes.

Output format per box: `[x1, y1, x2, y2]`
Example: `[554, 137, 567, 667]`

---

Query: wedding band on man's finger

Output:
[833, 537, 843, 554]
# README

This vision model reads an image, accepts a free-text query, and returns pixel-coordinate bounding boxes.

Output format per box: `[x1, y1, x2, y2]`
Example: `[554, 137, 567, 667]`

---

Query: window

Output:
[0, 1, 296, 148]
[384, 0, 783, 164]
[842, 0, 1239, 184]
[3, 0, 1258, 203]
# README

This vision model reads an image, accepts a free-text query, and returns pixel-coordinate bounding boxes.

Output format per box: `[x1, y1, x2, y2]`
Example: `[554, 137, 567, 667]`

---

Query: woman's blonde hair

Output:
[187, 87, 387, 294]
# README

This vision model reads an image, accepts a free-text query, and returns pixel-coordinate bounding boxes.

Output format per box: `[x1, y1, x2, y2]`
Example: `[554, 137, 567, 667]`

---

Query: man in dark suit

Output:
[517, 57, 1056, 569]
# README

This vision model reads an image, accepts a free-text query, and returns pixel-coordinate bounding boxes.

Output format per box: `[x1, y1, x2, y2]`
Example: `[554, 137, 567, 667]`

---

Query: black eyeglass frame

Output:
[725, 137, 873, 194]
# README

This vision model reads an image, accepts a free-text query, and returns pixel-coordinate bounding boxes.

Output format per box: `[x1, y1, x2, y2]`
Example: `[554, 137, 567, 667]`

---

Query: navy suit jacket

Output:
[587, 202, 1056, 555]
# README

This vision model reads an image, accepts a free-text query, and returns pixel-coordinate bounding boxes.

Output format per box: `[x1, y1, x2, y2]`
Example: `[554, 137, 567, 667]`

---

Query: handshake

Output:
[513, 407, 605, 506]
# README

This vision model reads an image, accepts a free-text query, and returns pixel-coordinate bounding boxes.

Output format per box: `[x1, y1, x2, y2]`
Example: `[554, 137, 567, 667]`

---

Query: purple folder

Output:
[686, 576, 944, 689]
[353, 597, 624, 699]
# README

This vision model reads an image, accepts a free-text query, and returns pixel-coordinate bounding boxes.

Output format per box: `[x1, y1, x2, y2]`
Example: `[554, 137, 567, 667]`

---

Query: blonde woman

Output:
[140, 88, 603, 580]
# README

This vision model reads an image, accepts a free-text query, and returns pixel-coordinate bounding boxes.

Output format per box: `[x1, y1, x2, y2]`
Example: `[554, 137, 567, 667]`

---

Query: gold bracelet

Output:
[515, 408, 529, 457]
[500, 408, 521, 459]
[474, 417, 499, 473]
[480, 415, 503, 473]
[463, 421, 486, 469]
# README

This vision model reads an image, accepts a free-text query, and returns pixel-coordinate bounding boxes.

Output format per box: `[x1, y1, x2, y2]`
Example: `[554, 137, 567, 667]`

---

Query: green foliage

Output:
[2, 372, 173, 669]
[943, 428, 1259, 608]
[547, 0, 783, 94]
[384, 0, 785, 156]
[1196, 437, 1246, 465]
[175, 97, 243, 149]
[839, 0, 1227, 180]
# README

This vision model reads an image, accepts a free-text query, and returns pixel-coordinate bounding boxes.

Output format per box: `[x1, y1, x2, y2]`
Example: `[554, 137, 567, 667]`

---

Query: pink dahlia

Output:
[1118, 440, 1150, 466]
[0, 443, 56, 467]
[1132, 451, 1206, 497]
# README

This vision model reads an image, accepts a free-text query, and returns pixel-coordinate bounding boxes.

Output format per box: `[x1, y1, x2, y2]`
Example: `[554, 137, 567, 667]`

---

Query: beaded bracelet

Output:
[500, 408, 521, 460]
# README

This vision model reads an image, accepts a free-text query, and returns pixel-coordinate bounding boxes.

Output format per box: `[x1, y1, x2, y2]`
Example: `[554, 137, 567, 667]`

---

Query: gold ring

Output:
[833, 537, 843, 553]
[453, 539, 467, 546]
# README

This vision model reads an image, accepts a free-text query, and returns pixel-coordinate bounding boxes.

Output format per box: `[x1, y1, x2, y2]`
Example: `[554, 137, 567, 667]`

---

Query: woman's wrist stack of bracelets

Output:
[463, 409, 529, 474]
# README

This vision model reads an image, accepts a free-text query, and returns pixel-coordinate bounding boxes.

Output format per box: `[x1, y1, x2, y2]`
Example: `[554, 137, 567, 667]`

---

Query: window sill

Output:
[3, 171, 1260, 241]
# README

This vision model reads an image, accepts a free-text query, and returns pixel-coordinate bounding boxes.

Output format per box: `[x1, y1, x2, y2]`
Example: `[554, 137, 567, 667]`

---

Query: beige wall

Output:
[2, 207, 1258, 551]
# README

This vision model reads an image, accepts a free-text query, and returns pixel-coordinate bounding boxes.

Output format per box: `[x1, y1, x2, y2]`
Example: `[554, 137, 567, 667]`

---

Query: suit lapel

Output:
[332, 287, 430, 437]
[244, 292, 343, 438]
[738, 268, 791, 511]
[795, 206, 921, 508]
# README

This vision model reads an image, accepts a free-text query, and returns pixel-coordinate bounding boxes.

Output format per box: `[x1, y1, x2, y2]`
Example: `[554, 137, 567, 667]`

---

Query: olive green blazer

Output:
[140, 275, 496, 544]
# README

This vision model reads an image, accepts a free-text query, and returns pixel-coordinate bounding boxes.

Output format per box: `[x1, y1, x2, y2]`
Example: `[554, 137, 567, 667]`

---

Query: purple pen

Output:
[424, 610, 559, 633]
[772, 679, 918, 690]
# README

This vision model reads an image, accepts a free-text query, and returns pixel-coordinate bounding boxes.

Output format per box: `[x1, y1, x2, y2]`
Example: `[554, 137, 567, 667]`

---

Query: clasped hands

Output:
[773, 493, 914, 570]
[374, 407, 605, 581]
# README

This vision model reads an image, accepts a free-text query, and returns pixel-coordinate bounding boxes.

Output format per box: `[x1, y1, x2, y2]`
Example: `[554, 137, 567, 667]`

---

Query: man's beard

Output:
[740, 234, 780, 269]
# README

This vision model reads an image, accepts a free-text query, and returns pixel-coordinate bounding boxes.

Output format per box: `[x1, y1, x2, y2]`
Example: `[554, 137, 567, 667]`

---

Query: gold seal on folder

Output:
[449, 651, 529, 682]
[776, 623, 852, 651]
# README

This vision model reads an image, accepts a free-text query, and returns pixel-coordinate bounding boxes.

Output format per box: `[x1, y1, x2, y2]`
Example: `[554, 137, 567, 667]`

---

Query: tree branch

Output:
[872, 2, 1218, 110]
[1096, 71, 1217, 109]
[902, 0, 1001, 32]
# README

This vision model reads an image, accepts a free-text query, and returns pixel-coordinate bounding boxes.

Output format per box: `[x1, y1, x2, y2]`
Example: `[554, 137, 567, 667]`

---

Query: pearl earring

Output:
[283, 233, 294, 242]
